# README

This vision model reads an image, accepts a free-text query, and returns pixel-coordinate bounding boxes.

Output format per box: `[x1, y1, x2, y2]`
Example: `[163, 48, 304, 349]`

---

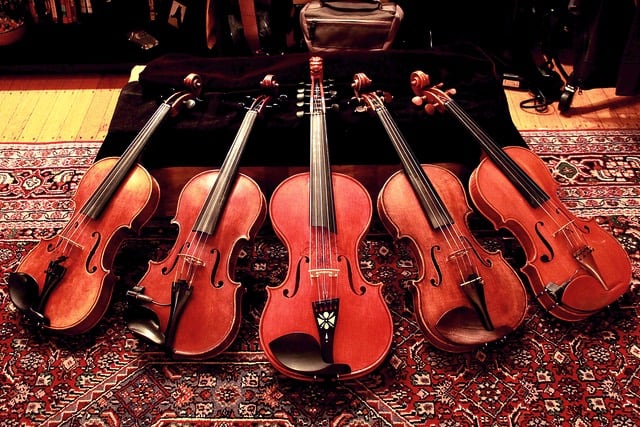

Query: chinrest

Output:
[269, 332, 351, 379]
[126, 304, 165, 346]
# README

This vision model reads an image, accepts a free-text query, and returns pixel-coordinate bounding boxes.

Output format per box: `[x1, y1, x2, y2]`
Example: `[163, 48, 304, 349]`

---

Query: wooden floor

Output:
[0, 71, 639, 142]
[0, 74, 126, 143]
[505, 85, 640, 130]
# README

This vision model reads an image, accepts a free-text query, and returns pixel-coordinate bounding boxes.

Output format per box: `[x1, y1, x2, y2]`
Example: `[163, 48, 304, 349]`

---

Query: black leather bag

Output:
[299, 0, 404, 52]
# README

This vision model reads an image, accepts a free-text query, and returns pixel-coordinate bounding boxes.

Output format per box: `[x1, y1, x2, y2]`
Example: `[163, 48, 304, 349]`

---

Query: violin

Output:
[7, 74, 202, 334]
[259, 57, 393, 381]
[410, 71, 632, 321]
[125, 75, 277, 359]
[352, 73, 528, 352]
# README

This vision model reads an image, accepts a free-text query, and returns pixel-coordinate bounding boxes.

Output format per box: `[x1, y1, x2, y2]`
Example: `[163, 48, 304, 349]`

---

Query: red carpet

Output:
[1, 131, 639, 426]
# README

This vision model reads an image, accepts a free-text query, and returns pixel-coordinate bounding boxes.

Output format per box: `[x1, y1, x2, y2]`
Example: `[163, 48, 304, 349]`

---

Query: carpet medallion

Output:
[1, 131, 639, 426]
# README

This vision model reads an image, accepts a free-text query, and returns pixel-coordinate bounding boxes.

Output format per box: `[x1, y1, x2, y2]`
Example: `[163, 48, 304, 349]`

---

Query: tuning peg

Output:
[424, 103, 438, 115]
[412, 95, 425, 107]
[183, 99, 197, 110]
[411, 95, 439, 115]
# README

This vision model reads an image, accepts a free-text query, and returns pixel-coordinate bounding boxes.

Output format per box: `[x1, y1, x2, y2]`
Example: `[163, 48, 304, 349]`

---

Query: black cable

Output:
[519, 88, 552, 112]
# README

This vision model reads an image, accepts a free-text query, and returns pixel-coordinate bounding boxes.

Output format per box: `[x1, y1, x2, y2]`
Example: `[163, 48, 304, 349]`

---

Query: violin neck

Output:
[193, 109, 259, 234]
[445, 100, 549, 207]
[376, 106, 453, 229]
[309, 66, 337, 232]
[80, 102, 173, 219]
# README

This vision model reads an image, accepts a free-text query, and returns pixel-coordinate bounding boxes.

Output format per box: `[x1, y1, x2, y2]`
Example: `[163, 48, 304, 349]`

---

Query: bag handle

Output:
[320, 0, 383, 12]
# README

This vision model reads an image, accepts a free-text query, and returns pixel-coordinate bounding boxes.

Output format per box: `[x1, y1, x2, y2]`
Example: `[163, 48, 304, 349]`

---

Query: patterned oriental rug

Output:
[1, 129, 639, 426]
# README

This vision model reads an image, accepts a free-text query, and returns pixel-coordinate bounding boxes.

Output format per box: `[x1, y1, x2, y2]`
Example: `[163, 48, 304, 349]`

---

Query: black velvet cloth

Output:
[96, 43, 527, 172]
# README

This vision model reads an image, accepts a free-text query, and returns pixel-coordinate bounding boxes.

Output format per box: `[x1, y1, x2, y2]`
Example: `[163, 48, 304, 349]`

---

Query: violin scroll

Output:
[165, 73, 203, 117]
[409, 70, 456, 115]
[351, 72, 392, 112]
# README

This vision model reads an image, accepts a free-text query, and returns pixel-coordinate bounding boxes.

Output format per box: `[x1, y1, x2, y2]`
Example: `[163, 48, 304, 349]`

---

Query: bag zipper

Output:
[308, 19, 390, 41]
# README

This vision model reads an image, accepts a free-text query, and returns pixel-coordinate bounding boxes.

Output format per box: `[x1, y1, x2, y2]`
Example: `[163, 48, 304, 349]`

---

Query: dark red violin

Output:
[259, 57, 393, 381]
[410, 70, 632, 321]
[125, 75, 277, 359]
[7, 74, 202, 334]
[352, 73, 528, 352]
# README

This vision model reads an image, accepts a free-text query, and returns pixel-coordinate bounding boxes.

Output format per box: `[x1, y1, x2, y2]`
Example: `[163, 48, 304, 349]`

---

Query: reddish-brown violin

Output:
[410, 70, 632, 321]
[352, 73, 527, 352]
[259, 57, 393, 381]
[7, 74, 202, 334]
[125, 75, 277, 359]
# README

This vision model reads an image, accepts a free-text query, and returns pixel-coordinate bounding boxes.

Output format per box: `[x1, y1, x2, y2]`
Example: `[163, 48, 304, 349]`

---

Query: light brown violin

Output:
[259, 57, 393, 381]
[352, 73, 528, 352]
[410, 70, 632, 321]
[7, 74, 202, 334]
[125, 75, 277, 359]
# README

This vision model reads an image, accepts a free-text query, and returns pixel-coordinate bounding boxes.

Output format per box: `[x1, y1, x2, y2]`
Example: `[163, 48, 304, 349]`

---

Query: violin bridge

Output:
[552, 219, 576, 237]
[309, 268, 339, 278]
[447, 248, 470, 262]
[179, 253, 205, 267]
[58, 235, 83, 249]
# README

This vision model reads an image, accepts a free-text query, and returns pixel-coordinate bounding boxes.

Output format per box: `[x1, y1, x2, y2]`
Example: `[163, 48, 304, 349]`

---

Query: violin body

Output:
[379, 164, 528, 352]
[259, 58, 392, 381]
[130, 170, 266, 358]
[9, 157, 160, 334]
[8, 74, 202, 334]
[350, 72, 526, 352]
[469, 146, 632, 321]
[126, 74, 276, 358]
[260, 172, 393, 380]
[409, 70, 632, 321]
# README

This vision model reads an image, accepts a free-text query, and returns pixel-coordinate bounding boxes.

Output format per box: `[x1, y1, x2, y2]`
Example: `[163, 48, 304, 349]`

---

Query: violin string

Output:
[377, 104, 474, 283]
[321, 82, 338, 301]
[181, 109, 249, 284]
[176, 102, 262, 286]
[62, 103, 171, 257]
[446, 100, 587, 251]
[310, 76, 331, 302]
